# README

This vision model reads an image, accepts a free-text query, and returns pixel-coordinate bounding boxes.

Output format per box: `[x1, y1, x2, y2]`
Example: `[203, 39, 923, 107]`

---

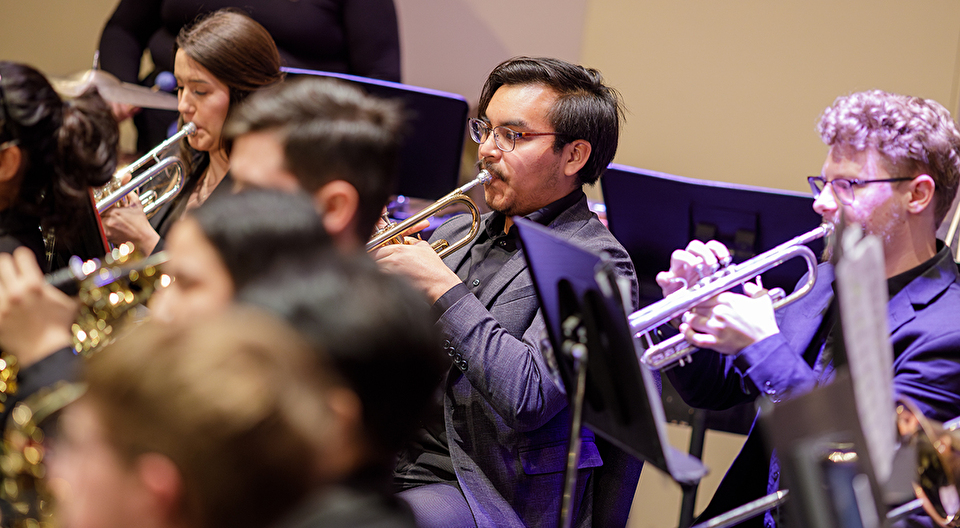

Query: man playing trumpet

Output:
[659, 90, 960, 527]
[374, 57, 639, 528]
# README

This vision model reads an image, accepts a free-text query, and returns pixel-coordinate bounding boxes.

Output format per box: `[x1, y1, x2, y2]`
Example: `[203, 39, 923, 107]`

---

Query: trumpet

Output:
[367, 170, 493, 258]
[634, 223, 833, 369]
[95, 122, 197, 217]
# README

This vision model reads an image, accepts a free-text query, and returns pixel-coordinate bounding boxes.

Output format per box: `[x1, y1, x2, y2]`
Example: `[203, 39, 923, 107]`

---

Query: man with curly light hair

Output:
[657, 90, 960, 528]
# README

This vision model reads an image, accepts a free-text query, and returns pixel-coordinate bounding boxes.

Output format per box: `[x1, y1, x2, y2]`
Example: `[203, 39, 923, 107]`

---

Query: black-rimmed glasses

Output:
[467, 117, 564, 153]
[807, 175, 913, 206]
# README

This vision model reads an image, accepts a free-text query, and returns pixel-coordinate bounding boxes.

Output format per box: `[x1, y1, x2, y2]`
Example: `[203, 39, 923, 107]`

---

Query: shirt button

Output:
[472, 279, 480, 287]
[499, 240, 506, 247]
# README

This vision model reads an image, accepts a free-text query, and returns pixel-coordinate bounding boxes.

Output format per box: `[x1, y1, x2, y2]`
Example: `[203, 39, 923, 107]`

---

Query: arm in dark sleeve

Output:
[0, 347, 80, 433]
[342, 0, 401, 81]
[98, 0, 166, 83]
[434, 231, 638, 432]
[667, 329, 817, 410]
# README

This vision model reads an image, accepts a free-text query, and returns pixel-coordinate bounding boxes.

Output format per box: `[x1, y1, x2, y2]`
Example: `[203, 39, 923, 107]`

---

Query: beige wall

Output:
[580, 0, 960, 194]
[0, 0, 120, 77]
[2, 2, 957, 526]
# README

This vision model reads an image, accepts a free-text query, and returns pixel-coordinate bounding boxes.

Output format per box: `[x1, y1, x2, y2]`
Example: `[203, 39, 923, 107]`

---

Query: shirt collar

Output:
[483, 188, 585, 237]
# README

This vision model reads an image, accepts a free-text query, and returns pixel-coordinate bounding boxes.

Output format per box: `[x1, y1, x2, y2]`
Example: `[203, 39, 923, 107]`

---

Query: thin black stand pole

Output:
[559, 338, 588, 528]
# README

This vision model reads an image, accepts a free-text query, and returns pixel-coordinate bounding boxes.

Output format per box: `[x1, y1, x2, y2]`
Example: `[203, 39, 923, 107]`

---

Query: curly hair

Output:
[817, 90, 960, 227]
[477, 57, 625, 186]
[0, 61, 117, 237]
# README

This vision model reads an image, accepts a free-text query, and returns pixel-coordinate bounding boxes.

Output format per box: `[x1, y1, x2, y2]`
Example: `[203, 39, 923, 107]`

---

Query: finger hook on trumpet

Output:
[367, 170, 492, 258]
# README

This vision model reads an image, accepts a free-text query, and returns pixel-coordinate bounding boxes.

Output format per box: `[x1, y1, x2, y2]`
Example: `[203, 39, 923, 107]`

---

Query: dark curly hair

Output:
[0, 61, 117, 238]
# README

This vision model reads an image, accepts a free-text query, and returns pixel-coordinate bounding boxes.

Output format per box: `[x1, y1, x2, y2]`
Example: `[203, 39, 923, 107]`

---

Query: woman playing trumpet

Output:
[101, 9, 283, 255]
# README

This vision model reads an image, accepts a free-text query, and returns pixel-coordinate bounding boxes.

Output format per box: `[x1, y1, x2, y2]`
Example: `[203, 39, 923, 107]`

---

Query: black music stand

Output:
[762, 370, 886, 528]
[281, 68, 468, 200]
[601, 163, 823, 302]
[515, 217, 708, 527]
[601, 163, 824, 525]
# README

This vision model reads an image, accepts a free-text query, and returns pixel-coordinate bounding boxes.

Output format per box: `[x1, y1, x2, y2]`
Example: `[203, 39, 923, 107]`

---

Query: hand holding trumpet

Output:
[373, 238, 463, 304]
[656, 239, 780, 356]
[101, 190, 161, 254]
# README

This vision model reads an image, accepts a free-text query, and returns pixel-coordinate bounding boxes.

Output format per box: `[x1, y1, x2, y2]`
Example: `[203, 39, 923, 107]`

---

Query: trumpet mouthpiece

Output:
[477, 170, 493, 185]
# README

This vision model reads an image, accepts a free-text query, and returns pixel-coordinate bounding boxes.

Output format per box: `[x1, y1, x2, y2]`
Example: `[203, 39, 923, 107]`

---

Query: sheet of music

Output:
[835, 227, 896, 483]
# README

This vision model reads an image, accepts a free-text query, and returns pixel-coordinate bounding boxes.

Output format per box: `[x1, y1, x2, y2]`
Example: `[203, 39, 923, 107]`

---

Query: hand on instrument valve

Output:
[373, 237, 462, 304]
[656, 239, 733, 297]
[679, 280, 780, 355]
[101, 191, 161, 255]
[0, 247, 78, 368]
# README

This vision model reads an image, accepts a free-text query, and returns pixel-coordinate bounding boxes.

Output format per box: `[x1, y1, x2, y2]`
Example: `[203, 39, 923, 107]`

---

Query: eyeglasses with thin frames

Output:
[807, 175, 913, 206]
[467, 117, 564, 153]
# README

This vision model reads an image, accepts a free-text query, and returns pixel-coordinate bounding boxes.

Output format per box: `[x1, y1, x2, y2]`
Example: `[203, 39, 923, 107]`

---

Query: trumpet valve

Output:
[431, 239, 450, 253]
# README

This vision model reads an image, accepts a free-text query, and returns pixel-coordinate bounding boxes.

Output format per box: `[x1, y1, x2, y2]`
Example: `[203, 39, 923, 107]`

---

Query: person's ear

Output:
[313, 180, 360, 239]
[906, 174, 935, 215]
[561, 139, 591, 179]
[135, 453, 184, 520]
[0, 145, 23, 183]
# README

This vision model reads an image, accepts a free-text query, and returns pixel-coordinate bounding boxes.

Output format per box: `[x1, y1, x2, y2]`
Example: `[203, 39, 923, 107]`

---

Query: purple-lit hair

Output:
[817, 90, 960, 227]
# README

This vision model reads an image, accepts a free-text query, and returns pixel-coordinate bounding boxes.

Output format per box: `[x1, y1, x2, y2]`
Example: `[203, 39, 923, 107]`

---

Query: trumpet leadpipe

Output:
[367, 170, 492, 256]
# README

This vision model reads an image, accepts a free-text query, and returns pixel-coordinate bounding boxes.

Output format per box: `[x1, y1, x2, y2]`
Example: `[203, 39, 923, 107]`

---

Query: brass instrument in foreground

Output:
[0, 246, 169, 527]
[47, 243, 170, 355]
[634, 223, 833, 369]
[368, 170, 493, 258]
[95, 122, 197, 217]
[897, 400, 960, 527]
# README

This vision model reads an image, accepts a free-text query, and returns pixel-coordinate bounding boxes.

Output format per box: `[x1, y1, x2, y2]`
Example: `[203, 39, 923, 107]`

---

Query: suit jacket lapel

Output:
[887, 248, 957, 335]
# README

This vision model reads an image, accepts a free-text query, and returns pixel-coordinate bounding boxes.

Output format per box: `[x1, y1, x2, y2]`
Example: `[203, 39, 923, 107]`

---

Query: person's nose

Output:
[177, 91, 194, 116]
[477, 129, 501, 161]
[812, 184, 838, 217]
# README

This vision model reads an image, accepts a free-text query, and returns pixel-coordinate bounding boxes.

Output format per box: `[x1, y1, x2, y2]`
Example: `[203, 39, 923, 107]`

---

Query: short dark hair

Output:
[477, 56, 624, 185]
[187, 189, 332, 290]
[224, 76, 404, 242]
[237, 253, 445, 466]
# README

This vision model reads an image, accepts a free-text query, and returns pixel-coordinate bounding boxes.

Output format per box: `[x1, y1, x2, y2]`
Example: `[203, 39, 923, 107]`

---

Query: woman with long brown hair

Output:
[101, 9, 283, 255]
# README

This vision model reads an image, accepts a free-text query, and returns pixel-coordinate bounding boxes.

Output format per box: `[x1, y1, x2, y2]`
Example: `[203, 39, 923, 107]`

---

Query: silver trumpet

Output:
[95, 122, 197, 217]
[634, 223, 833, 369]
[367, 170, 492, 258]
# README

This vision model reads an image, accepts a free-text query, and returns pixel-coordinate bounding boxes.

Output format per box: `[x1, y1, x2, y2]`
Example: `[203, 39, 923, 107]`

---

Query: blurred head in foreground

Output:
[149, 189, 331, 324]
[51, 308, 349, 528]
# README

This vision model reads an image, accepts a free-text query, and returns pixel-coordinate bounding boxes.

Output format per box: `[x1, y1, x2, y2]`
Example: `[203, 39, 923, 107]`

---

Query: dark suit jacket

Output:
[426, 195, 638, 528]
[669, 244, 960, 527]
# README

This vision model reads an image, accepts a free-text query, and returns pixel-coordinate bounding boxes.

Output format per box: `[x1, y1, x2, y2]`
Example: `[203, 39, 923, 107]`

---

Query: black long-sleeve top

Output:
[98, 0, 401, 84]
